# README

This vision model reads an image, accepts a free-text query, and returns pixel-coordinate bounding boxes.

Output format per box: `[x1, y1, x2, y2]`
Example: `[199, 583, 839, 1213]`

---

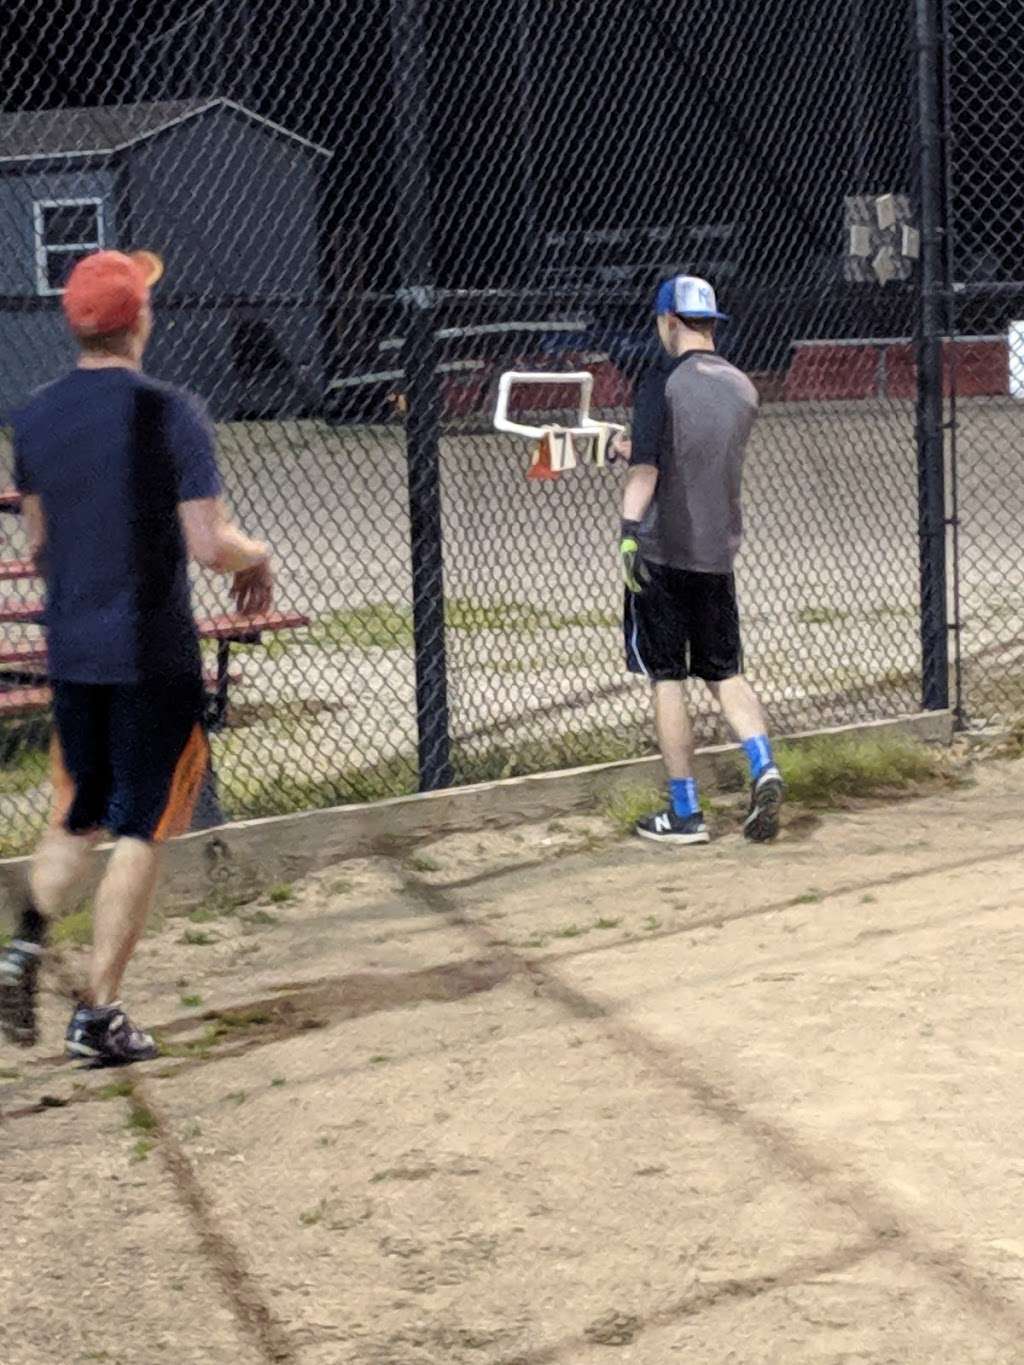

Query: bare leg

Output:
[708, 674, 769, 744]
[653, 680, 696, 779]
[29, 827, 99, 922]
[709, 675, 783, 842]
[88, 837, 160, 1007]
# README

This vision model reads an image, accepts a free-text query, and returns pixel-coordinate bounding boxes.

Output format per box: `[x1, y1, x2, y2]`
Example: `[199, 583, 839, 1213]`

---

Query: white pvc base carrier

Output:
[493, 371, 625, 480]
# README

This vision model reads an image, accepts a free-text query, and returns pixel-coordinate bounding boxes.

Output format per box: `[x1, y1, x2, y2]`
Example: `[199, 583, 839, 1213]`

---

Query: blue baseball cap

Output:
[654, 274, 729, 321]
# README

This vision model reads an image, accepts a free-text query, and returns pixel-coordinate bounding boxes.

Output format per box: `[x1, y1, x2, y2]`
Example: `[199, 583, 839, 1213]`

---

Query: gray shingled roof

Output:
[0, 99, 331, 161]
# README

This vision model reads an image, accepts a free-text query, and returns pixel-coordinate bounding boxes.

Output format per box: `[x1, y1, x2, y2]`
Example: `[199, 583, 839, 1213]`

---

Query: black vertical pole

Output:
[914, 0, 950, 711]
[390, 0, 453, 790]
[939, 0, 965, 727]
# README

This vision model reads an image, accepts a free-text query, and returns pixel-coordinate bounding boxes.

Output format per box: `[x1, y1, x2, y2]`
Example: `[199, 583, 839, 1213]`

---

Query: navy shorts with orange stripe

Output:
[50, 674, 208, 842]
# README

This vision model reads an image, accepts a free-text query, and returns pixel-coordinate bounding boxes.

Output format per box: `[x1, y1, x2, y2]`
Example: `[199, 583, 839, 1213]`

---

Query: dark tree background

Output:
[2, 0, 1021, 307]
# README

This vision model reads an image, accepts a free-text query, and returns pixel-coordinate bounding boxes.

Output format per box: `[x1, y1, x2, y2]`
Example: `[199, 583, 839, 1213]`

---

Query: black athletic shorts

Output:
[624, 564, 742, 683]
[50, 674, 208, 842]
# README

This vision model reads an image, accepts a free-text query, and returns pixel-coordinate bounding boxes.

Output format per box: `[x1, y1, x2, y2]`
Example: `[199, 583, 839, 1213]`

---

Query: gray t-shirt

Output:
[630, 349, 759, 574]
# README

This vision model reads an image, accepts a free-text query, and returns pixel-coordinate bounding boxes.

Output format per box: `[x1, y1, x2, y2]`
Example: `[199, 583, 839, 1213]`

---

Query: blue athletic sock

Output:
[742, 735, 775, 781]
[669, 778, 700, 818]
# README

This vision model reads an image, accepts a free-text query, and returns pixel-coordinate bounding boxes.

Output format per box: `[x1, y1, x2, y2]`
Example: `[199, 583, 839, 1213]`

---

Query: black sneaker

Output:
[65, 1002, 159, 1068]
[744, 767, 785, 843]
[635, 809, 710, 846]
[0, 940, 42, 1047]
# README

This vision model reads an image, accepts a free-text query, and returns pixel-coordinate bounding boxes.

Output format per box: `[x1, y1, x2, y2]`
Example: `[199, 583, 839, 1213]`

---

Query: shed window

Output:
[33, 199, 104, 295]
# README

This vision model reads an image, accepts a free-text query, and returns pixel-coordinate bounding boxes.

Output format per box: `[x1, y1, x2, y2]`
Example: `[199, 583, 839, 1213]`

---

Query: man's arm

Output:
[178, 498, 273, 617]
[621, 364, 665, 524]
[169, 393, 273, 616]
[617, 365, 666, 593]
[621, 463, 659, 524]
[178, 497, 268, 573]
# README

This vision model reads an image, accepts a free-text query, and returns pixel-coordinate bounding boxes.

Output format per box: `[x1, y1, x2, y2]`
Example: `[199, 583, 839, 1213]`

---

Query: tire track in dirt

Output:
[402, 867, 1024, 1351]
[446, 832, 1024, 967]
[132, 1076, 297, 1364]
[494, 1237, 883, 1364]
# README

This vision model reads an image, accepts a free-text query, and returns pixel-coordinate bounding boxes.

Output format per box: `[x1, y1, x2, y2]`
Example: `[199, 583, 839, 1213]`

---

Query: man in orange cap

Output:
[0, 249, 273, 1066]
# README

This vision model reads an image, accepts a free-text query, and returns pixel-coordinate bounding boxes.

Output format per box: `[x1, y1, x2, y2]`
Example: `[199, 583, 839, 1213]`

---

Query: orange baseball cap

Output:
[62, 249, 164, 337]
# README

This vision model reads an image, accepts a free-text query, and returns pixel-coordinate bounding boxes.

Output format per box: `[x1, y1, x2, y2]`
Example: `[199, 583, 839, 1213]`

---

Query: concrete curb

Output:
[0, 710, 952, 929]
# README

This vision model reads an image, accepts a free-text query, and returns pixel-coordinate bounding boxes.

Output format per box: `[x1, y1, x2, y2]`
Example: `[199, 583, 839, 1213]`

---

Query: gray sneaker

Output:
[65, 1002, 159, 1068]
[744, 767, 785, 843]
[0, 940, 42, 1047]
[636, 809, 710, 846]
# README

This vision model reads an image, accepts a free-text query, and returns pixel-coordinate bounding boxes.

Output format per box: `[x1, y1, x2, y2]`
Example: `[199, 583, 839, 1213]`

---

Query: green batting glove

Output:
[619, 519, 648, 594]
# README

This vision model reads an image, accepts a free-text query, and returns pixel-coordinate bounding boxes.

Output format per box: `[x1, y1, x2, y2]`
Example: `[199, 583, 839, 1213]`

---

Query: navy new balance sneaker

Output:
[0, 940, 43, 1047]
[744, 767, 785, 843]
[635, 809, 710, 846]
[65, 1002, 159, 1067]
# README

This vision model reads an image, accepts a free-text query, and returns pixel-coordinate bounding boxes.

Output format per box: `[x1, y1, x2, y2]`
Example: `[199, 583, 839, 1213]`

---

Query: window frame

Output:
[32, 197, 105, 297]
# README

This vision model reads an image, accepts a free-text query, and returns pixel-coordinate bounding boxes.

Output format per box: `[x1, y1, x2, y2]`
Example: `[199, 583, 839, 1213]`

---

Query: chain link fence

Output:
[0, 0, 1018, 854]
[945, 0, 1024, 724]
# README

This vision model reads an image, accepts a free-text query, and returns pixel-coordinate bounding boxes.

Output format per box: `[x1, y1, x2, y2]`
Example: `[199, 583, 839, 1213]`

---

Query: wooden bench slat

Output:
[0, 667, 241, 717]
[0, 641, 48, 669]
[0, 604, 311, 633]
[0, 686, 50, 717]
[0, 560, 37, 582]
[197, 610, 310, 641]
[0, 599, 42, 624]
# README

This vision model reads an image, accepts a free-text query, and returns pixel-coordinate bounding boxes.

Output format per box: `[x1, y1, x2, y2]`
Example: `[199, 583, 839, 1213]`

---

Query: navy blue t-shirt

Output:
[12, 368, 221, 684]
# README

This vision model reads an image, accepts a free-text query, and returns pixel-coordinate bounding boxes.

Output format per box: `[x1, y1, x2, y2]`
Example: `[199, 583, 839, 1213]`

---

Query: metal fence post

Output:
[914, 0, 950, 712]
[390, 0, 453, 791]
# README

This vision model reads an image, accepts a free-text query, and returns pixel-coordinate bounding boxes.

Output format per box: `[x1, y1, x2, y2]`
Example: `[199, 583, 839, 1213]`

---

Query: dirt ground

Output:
[4, 756, 1024, 1363]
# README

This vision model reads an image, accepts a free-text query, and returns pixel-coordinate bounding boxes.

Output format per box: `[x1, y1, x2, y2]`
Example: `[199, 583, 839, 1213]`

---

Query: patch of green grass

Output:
[408, 853, 441, 874]
[217, 1007, 272, 1030]
[267, 883, 294, 905]
[796, 605, 847, 626]
[271, 1077, 287, 1087]
[602, 783, 664, 836]
[369, 1054, 390, 1065]
[181, 1120, 203, 1139]
[331, 878, 353, 895]
[642, 915, 661, 932]
[299, 1200, 326, 1227]
[793, 890, 824, 906]
[231, 597, 620, 664]
[0, 746, 48, 797]
[553, 923, 588, 939]
[98, 1078, 134, 1101]
[130, 1137, 154, 1163]
[214, 720, 653, 824]
[225, 1090, 248, 1106]
[180, 928, 218, 947]
[521, 933, 548, 950]
[126, 1099, 157, 1134]
[180, 994, 203, 1008]
[594, 916, 621, 930]
[0, 1066, 21, 1080]
[188, 906, 219, 924]
[53, 907, 93, 947]
[242, 909, 279, 927]
[777, 734, 943, 808]
[861, 893, 878, 905]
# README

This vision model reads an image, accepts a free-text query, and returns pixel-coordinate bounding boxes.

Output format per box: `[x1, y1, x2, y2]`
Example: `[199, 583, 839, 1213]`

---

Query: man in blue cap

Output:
[616, 274, 783, 846]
